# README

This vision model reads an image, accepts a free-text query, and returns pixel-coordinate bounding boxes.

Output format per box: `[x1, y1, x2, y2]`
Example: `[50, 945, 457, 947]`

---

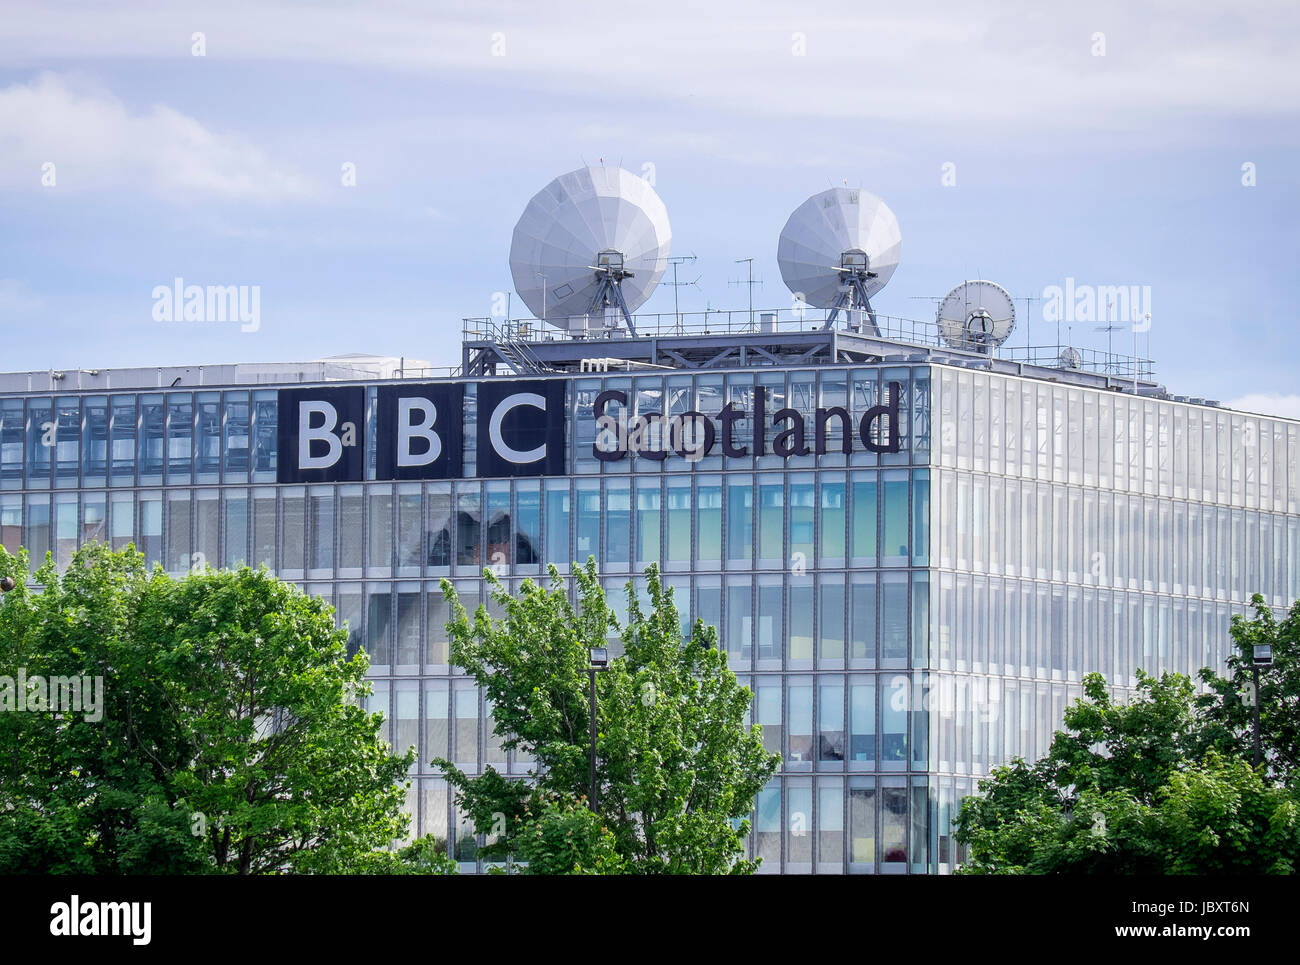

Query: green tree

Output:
[954, 670, 1300, 874]
[1196, 594, 1300, 782]
[436, 560, 779, 874]
[0, 542, 435, 874]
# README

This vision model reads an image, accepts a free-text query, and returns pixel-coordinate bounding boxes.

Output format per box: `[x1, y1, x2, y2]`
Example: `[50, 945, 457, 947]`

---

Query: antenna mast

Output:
[666, 253, 700, 335]
[730, 258, 762, 326]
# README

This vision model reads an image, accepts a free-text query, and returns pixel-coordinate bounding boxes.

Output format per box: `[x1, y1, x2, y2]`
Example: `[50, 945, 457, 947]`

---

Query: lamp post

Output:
[587, 646, 609, 811]
[1252, 644, 1273, 768]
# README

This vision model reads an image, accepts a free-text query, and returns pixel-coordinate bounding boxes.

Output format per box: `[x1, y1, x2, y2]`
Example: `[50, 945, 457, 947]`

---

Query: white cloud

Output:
[0, 1, 1293, 218]
[1225, 393, 1300, 421]
[0, 73, 317, 200]
[0, 2, 1296, 135]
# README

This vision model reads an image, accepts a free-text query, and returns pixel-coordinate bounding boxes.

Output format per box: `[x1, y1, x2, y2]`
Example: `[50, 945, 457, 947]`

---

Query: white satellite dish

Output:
[1058, 346, 1082, 369]
[777, 187, 901, 335]
[936, 280, 1016, 354]
[509, 166, 671, 336]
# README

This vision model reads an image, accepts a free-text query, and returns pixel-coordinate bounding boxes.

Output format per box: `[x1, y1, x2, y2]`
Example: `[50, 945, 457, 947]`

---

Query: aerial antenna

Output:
[935, 280, 1016, 355]
[509, 165, 671, 338]
[1058, 345, 1082, 369]
[777, 187, 901, 336]
[1018, 292, 1040, 357]
[666, 253, 700, 334]
[1096, 298, 1123, 375]
[729, 258, 763, 327]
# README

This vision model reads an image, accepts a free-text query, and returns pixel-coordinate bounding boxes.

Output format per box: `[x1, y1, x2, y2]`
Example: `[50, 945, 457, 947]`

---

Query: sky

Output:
[0, 0, 1297, 416]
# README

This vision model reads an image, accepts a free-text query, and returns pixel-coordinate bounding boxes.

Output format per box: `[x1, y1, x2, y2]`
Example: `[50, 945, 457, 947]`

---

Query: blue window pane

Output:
[252, 396, 277, 475]
[166, 395, 192, 480]
[110, 397, 136, 483]
[515, 486, 540, 565]
[54, 398, 80, 484]
[196, 394, 221, 477]
[137, 397, 165, 480]
[546, 483, 572, 567]
[82, 398, 108, 481]
[224, 393, 250, 478]
[26, 398, 52, 484]
[1, 399, 25, 487]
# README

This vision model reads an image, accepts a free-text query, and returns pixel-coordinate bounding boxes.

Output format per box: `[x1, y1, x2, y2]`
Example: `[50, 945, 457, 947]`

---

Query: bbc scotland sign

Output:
[277, 378, 902, 482]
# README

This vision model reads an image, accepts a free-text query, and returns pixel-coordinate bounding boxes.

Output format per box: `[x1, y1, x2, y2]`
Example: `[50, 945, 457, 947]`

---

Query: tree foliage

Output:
[954, 595, 1300, 875]
[0, 543, 435, 874]
[1196, 594, 1300, 783]
[437, 560, 779, 874]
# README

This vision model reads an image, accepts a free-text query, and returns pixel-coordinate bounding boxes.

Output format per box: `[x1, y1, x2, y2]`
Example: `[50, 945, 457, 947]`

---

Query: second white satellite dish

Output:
[936, 280, 1016, 354]
[777, 186, 902, 334]
[509, 166, 671, 335]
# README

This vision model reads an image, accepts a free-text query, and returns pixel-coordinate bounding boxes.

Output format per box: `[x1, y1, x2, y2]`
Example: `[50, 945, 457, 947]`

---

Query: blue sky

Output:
[1, 1, 1297, 415]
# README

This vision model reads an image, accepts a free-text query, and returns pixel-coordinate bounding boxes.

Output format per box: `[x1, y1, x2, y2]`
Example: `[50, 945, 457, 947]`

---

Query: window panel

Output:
[138, 492, 162, 566]
[666, 477, 691, 566]
[818, 678, 845, 762]
[635, 477, 661, 566]
[0, 399, 24, 488]
[882, 472, 909, 559]
[515, 483, 540, 567]
[787, 678, 813, 764]
[165, 490, 191, 573]
[758, 475, 784, 563]
[818, 576, 845, 663]
[696, 476, 722, 564]
[851, 472, 878, 561]
[604, 479, 631, 568]
[849, 677, 875, 763]
[818, 780, 845, 870]
[427, 486, 453, 569]
[849, 782, 877, 868]
[26, 398, 53, 486]
[54, 397, 81, 485]
[54, 494, 76, 569]
[850, 576, 876, 662]
[726, 475, 753, 565]
[881, 785, 908, 865]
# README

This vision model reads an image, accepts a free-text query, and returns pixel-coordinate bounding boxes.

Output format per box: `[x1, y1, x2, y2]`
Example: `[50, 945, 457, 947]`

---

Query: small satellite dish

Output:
[936, 280, 1016, 354]
[510, 166, 671, 336]
[1058, 346, 1082, 369]
[777, 187, 901, 335]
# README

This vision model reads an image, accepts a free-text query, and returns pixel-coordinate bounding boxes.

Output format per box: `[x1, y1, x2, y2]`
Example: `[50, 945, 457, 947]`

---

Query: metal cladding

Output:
[509, 166, 671, 327]
[777, 187, 902, 308]
[935, 279, 1017, 351]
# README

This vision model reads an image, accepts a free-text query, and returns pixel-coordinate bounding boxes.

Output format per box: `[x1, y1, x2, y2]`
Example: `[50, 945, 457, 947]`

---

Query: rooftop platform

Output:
[0, 311, 1206, 407]
[461, 308, 1179, 400]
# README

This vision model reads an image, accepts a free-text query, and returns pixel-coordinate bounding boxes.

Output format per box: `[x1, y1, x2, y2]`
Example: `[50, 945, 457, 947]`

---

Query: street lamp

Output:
[1252, 644, 1273, 768]
[0, 576, 15, 593]
[587, 646, 609, 810]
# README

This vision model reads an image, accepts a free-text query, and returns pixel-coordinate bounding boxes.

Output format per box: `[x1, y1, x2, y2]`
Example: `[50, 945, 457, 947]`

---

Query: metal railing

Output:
[462, 308, 1155, 380]
[385, 364, 462, 380]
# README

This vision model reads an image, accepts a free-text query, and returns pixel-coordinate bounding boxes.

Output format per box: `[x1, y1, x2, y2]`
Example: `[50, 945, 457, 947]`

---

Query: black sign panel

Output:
[375, 383, 464, 480]
[277, 387, 365, 482]
[475, 380, 566, 478]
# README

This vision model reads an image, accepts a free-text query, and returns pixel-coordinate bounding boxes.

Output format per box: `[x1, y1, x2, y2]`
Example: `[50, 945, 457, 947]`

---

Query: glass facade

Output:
[2, 360, 1296, 873]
